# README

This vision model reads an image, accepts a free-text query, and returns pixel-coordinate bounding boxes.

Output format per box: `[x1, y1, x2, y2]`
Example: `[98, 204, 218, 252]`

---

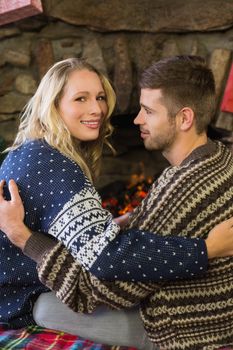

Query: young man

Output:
[0, 56, 233, 349]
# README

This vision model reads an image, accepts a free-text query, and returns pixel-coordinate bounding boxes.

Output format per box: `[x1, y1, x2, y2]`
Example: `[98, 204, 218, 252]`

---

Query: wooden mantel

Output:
[0, 0, 43, 26]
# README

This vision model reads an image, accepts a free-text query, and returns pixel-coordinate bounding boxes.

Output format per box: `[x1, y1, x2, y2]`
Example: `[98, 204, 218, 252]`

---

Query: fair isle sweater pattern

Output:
[128, 140, 233, 350]
[0, 140, 120, 328]
[48, 186, 119, 270]
[0, 140, 207, 328]
[35, 140, 233, 350]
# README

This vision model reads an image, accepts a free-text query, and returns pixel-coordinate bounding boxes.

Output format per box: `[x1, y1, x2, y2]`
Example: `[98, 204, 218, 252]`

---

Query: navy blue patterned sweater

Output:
[0, 140, 207, 328]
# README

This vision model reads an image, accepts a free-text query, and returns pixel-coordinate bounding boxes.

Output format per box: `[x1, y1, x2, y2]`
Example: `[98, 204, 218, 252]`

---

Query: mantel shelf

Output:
[0, 0, 43, 26]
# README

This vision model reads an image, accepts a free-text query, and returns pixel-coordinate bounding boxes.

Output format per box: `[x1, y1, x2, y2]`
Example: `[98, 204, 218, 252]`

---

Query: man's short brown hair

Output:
[139, 56, 216, 134]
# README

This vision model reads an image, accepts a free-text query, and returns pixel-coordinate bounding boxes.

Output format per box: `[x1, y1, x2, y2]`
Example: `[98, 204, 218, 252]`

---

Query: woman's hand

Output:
[206, 217, 233, 258]
[0, 179, 31, 249]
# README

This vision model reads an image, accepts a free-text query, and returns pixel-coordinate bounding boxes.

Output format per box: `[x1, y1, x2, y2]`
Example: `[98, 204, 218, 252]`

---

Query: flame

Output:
[102, 167, 153, 217]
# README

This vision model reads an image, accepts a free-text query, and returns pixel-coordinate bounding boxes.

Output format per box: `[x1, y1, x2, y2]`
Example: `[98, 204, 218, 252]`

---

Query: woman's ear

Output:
[177, 107, 195, 131]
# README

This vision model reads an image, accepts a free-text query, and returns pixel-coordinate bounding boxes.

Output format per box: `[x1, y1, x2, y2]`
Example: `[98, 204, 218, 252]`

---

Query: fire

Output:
[102, 171, 153, 217]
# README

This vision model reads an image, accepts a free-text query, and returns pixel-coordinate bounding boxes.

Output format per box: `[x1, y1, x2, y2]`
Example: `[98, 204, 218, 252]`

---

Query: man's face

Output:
[134, 88, 178, 152]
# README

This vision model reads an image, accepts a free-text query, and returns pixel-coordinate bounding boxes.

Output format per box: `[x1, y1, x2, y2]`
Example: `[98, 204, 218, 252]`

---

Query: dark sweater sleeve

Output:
[24, 229, 208, 282]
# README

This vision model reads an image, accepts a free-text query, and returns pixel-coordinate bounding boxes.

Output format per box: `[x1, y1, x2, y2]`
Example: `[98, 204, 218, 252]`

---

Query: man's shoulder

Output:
[156, 140, 233, 189]
[179, 140, 232, 170]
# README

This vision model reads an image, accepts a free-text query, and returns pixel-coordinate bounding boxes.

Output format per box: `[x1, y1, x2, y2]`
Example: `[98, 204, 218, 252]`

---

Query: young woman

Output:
[1, 58, 233, 347]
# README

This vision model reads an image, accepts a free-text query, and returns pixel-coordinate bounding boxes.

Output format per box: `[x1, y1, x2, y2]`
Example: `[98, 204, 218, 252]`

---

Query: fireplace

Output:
[97, 112, 169, 189]
[0, 0, 232, 189]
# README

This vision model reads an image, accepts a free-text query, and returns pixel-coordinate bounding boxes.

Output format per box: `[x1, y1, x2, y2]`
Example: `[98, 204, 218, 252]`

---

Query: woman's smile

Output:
[80, 118, 101, 129]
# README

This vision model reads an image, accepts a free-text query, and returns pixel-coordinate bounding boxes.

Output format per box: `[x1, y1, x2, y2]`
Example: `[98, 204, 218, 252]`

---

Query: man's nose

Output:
[134, 110, 145, 125]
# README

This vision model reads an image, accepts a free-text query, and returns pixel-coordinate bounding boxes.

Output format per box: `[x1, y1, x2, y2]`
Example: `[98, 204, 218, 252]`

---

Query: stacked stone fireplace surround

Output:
[0, 0, 233, 188]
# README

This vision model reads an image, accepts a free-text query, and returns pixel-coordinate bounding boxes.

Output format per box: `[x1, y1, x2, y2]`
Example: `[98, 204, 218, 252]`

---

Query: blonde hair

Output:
[9, 58, 116, 182]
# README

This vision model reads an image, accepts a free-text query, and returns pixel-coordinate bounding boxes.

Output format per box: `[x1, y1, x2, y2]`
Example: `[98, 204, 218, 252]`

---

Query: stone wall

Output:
[0, 0, 233, 187]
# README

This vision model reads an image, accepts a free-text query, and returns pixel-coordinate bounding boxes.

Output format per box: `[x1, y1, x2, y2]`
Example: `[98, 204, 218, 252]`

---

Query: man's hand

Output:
[0, 179, 31, 249]
[206, 218, 233, 258]
[113, 212, 131, 228]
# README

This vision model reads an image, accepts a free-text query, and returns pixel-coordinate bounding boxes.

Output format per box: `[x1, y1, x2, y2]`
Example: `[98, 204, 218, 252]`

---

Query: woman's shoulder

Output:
[6, 140, 57, 161]
[20, 140, 82, 169]
[2, 140, 87, 187]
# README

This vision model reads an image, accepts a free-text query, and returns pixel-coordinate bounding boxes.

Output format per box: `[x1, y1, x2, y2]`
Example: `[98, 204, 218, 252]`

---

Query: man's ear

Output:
[177, 107, 195, 131]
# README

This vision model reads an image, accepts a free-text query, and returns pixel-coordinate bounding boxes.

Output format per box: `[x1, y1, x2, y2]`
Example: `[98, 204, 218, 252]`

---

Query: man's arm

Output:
[23, 218, 233, 313]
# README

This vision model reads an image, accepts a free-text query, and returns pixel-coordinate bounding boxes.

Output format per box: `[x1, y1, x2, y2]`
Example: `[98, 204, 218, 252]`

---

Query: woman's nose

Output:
[89, 99, 102, 115]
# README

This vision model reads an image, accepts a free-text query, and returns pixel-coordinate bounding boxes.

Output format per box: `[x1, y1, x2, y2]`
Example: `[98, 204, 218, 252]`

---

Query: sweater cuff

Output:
[196, 238, 209, 272]
[23, 232, 58, 264]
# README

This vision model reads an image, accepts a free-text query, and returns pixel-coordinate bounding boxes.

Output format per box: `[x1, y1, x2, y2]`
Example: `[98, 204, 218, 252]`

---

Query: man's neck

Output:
[163, 133, 208, 166]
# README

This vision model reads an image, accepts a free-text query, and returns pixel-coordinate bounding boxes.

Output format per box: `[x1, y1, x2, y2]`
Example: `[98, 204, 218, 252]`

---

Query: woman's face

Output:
[58, 69, 108, 141]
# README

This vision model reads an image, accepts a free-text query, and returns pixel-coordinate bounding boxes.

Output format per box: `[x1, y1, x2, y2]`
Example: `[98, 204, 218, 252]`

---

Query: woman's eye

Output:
[97, 95, 106, 101]
[76, 97, 86, 102]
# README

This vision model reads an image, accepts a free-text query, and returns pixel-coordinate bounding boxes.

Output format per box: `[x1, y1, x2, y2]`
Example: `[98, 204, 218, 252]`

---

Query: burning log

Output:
[101, 173, 153, 217]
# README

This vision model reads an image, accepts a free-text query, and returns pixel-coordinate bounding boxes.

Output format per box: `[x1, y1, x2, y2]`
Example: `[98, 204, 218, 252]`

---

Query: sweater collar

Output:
[180, 138, 217, 166]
